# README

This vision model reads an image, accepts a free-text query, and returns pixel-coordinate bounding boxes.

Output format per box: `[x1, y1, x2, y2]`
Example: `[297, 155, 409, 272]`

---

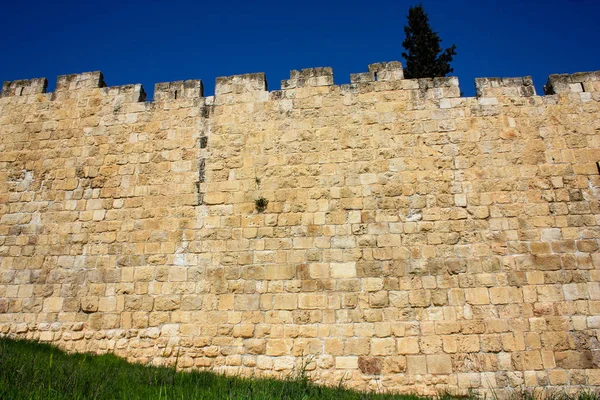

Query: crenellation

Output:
[1, 77, 48, 97]
[281, 67, 334, 89]
[105, 83, 147, 103]
[154, 80, 203, 101]
[418, 76, 461, 99]
[0, 66, 599, 397]
[55, 71, 106, 92]
[215, 72, 268, 94]
[545, 71, 600, 95]
[215, 73, 268, 104]
[350, 72, 375, 84]
[368, 61, 404, 81]
[475, 76, 536, 98]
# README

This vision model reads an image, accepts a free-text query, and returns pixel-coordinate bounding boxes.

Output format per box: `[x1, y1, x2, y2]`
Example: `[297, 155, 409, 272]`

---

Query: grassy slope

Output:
[0, 337, 424, 400]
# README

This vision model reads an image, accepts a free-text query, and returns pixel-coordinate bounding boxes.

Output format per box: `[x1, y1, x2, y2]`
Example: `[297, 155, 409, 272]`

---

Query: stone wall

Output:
[1, 64, 599, 396]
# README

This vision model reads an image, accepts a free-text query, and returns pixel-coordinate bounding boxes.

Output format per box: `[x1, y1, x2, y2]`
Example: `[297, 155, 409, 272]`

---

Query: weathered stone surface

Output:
[358, 356, 382, 375]
[0, 67, 599, 397]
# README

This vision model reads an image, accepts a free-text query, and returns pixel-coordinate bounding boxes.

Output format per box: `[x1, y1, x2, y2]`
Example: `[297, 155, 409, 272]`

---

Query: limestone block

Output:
[514, 351, 544, 370]
[298, 293, 327, 309]
[465, 288, 490, 305]
[245, 339, 266, 355]
[397, 337, 420, 354]
[325, 338, 344, 356]
[555, 351, 594, 369]
[456, 335, 480, 353]
[266, 339, 293, 356]
[563, 283, 588, 300]
[357, 356, 382, 375]
[435, 322, 460, 335]
[330, 262, 356, 278]
[383, 356, 406, 374]
[369, 292, 388, 308]
[308, 263, 329, 279]
[265, 265, 295, 280]
[345, 338, 370, 356]
[489, 287, 522, 304]
[234, 294, 259, 311]
[371, 338, 395, 356]
[273, 294, 297, 310]
[154, 295, 180, 311]
[232, 324, 254, 338]
[335, 356, 358, 369]
[548, 370, 568, 385]
[406, 355, 427, 375]
[43, 298, 63, 313]
[427, 354, 452, 375]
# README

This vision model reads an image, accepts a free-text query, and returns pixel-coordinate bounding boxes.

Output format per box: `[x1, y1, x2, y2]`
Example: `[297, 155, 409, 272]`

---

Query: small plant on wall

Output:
[255, 197, 268, 213]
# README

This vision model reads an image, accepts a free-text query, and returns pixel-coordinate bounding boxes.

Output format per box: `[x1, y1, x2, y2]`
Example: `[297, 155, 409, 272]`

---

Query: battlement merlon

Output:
[154, 80, 203, 101]
[215, 73, 267, 95]
[414, 76, 461, 99]
[368, 61, 404, 81]
[105, 84, 147, 103]
[214, 73, 268, 105]
[349, 61, 404, 84]
[545, 71, 600, 94]
[281, 67, 334, 89]
[56, 71, 106, 92]
[1, 78, 48, 97]
[475, 76, 535, 98]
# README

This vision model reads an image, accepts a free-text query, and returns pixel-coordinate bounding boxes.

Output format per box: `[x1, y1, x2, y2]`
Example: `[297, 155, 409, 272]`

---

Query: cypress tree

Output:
[401, 4, 457, 79]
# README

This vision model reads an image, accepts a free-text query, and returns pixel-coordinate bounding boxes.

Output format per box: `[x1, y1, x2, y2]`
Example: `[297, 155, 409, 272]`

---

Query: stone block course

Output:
[0, 66, 599, 397]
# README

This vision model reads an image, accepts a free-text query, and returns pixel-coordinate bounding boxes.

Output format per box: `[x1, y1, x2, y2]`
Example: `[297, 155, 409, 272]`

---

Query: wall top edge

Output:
[2, 65, 599, 100]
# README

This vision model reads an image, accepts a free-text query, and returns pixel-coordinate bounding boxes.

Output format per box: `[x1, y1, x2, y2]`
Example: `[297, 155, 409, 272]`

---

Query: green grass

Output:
[0, 337, 424, 400]
[1, 338, 597, 400]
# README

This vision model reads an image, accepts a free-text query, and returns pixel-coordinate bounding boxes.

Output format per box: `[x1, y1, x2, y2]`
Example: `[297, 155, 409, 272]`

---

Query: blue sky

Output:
[1, 0, 599, 98]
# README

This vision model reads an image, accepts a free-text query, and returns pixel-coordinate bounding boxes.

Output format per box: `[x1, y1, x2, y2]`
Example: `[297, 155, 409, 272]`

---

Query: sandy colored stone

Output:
[0, 67, 599, 396]
[397, 337, 420, 354]
[330, 262, 356, 278]
[335, 356, 358, 369]
[406, 355, 427, 375]
[371, 338, 395, 356]
[427, 354, 452, 375]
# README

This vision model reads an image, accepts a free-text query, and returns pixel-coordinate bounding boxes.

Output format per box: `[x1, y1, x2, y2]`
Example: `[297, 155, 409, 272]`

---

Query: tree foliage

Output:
[401, 4, 457, 79]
